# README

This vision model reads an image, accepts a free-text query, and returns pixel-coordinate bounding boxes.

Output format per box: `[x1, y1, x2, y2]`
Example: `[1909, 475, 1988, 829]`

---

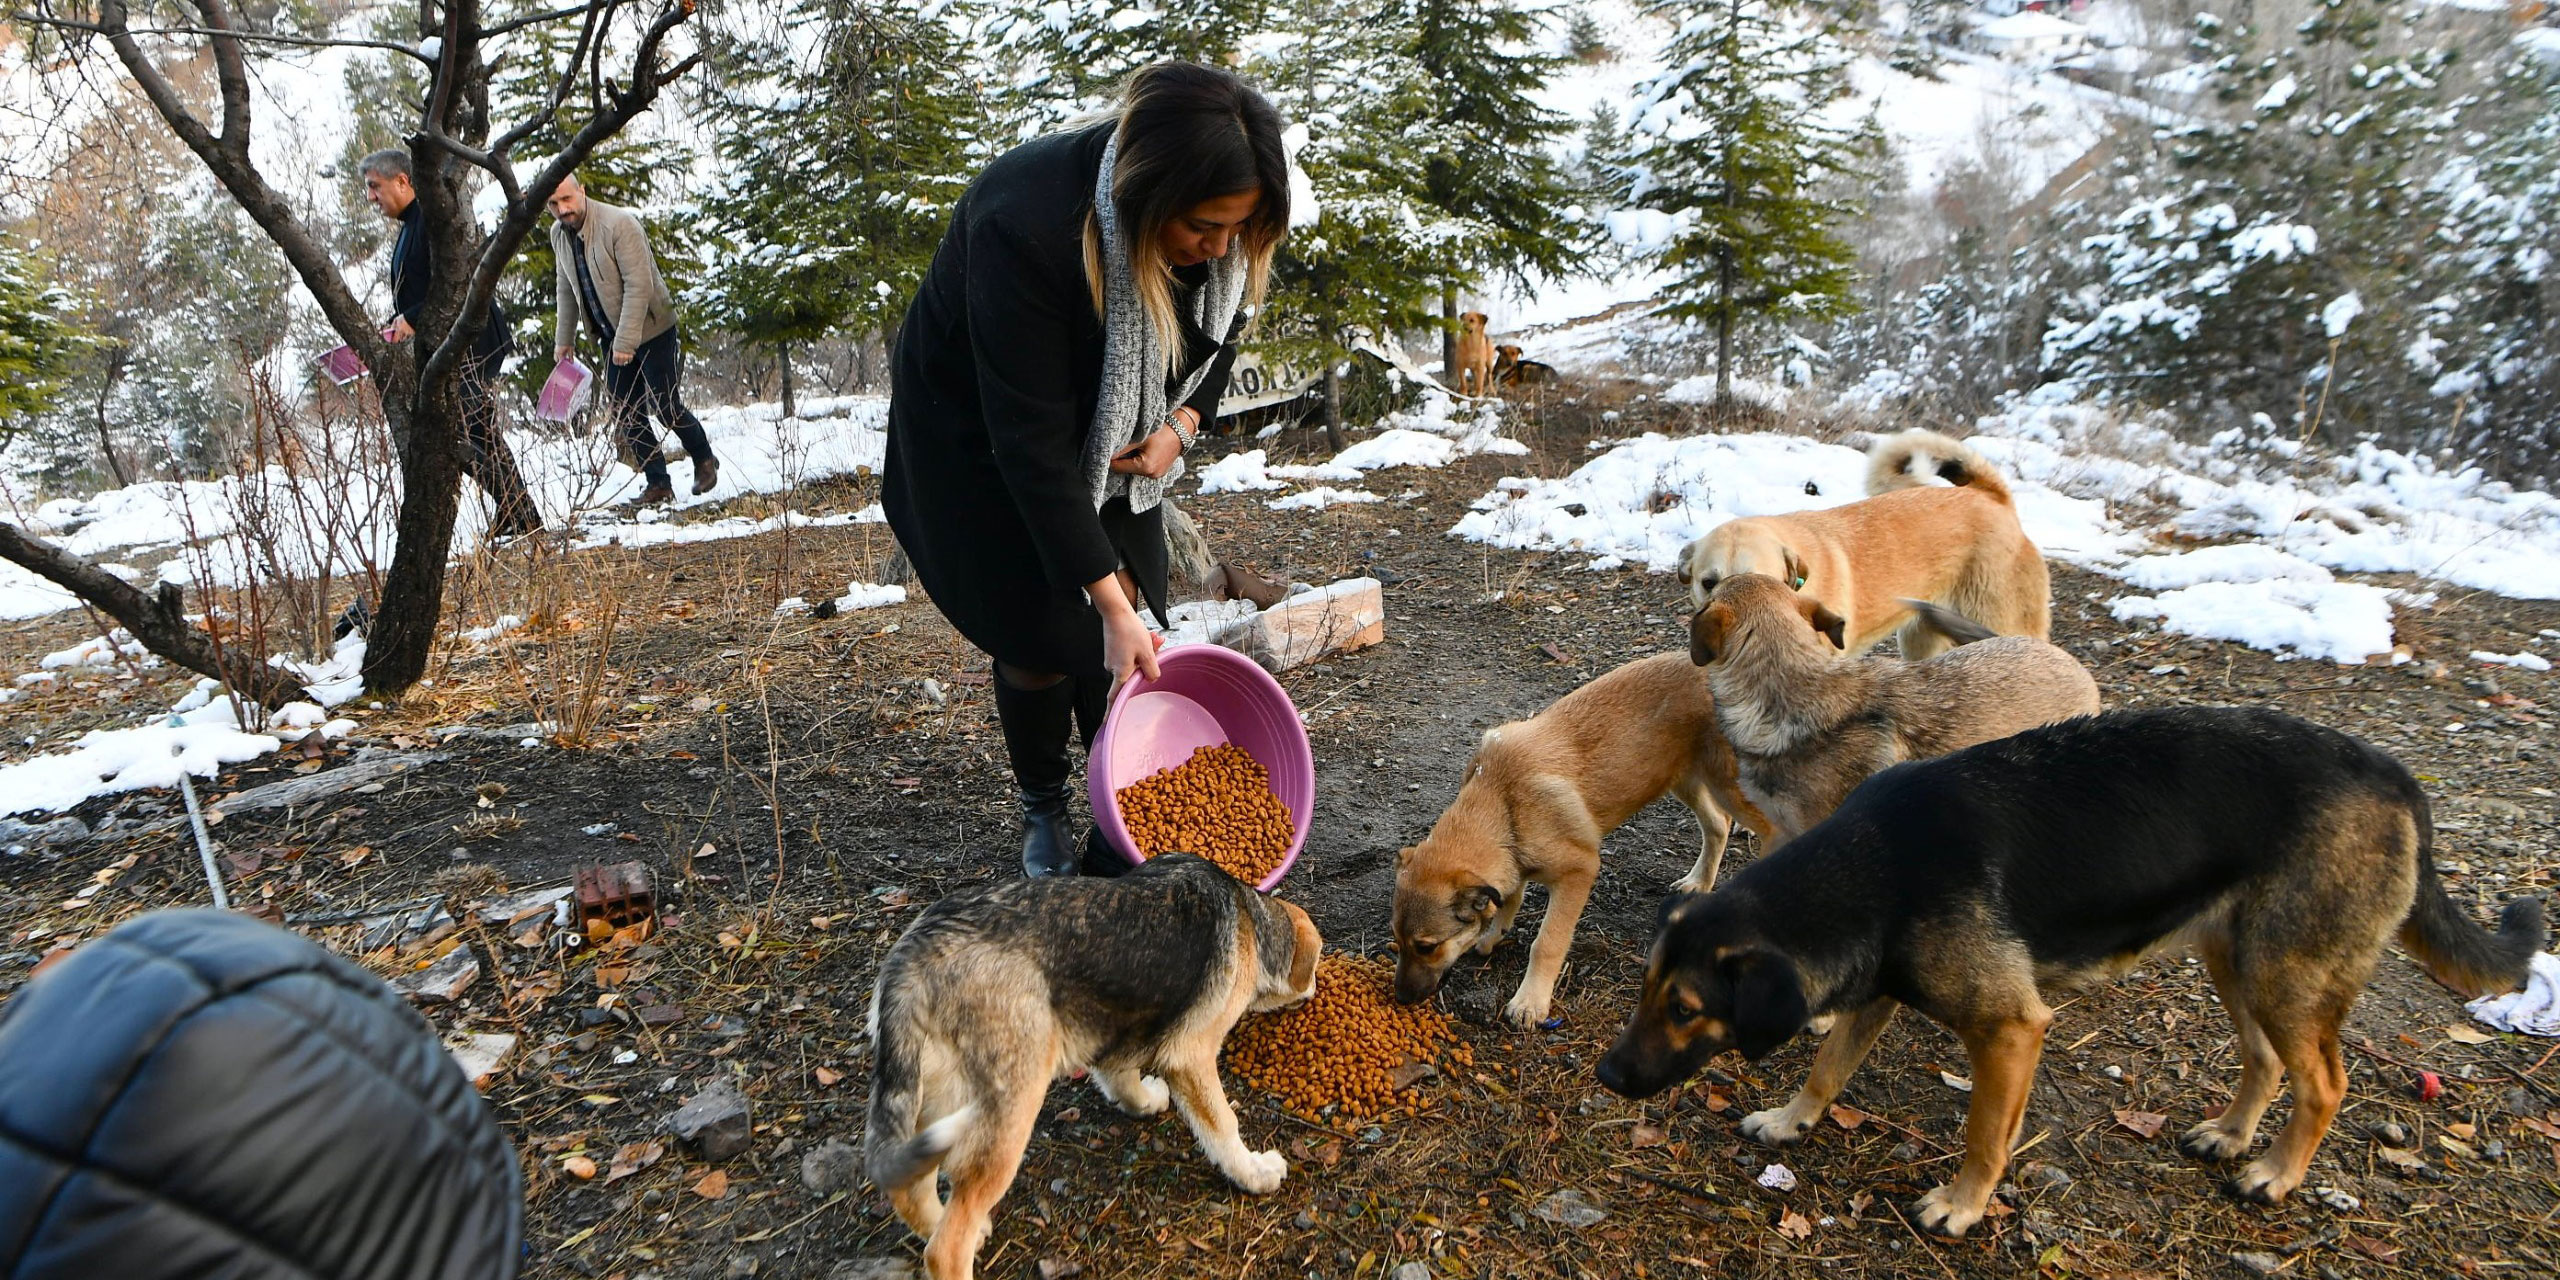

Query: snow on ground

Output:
[775, 581, 908, 616]
[1436, 394, 2560, 665]
[0, 396, 889, 621]
[1196, 391, 1525, 507]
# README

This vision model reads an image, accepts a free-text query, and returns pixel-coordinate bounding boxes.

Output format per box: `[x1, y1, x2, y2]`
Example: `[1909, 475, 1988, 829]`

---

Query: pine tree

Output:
[2038, 0, 2483, 446]
[1619, 0, 1868, 404]
[692, 0, 977, 414]
[1410, 0, 1587, 290]
[970, 0, 1272, 127]
[0, 233, 93, 427]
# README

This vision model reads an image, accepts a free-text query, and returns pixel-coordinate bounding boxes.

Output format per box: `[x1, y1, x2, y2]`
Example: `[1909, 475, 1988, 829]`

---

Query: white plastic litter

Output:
[2468, 951, 2560, 1037]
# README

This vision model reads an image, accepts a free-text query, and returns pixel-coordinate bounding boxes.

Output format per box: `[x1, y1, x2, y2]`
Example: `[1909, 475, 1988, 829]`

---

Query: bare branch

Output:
[2, 11, 436, 61]
[90, 0, 391, 375]
[190, 0, 255, 148]
[479, 0, 590, 39]
[0, 521, 317, 709]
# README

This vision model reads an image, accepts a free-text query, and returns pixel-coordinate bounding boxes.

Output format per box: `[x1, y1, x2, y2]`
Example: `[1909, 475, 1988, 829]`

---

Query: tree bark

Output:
[779, 341, 796, 419]
[1715, 250, 1735, 407]
[1441, 284, 1459, 390]
[1323, 361, 1346, 452]
[0, 521, 315, 708]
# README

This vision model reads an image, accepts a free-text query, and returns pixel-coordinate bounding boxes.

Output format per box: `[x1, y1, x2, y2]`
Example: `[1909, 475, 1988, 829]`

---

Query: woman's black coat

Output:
[882, 122, 1237, 677]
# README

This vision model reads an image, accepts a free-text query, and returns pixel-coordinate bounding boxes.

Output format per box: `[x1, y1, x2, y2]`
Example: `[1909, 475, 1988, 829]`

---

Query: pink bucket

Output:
[536, 356, 593, 422]
[1088, 644, 1314, 891]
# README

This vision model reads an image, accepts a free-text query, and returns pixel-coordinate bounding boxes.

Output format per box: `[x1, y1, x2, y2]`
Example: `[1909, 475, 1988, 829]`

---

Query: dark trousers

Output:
[605, 328, 713, 485]
[460, 350, 538, 531]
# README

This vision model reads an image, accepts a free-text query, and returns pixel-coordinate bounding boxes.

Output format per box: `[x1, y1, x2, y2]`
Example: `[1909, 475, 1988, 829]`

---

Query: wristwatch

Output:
[1167, 408, 1198, 450]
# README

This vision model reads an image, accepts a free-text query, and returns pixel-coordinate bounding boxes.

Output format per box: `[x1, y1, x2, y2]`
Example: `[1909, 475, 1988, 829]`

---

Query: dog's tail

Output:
[862, 988, 974, 1189]
[2397, 800, 2547, 999]
[1866, 429, 2014, 504]
[1895, 598, 1998, 648]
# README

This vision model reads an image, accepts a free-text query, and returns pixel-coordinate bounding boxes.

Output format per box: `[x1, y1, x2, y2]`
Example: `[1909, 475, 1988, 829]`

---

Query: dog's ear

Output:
[1780, 547, 1809, 591]
[1284, 901, 1323, 995]
[1689, 603, 1732, 666]
[1459, 882, 1502, 921]
[1396, 844, 1416, 868]
[1720, 948, 1808, 1060]
[1792, 593, 1846, 650]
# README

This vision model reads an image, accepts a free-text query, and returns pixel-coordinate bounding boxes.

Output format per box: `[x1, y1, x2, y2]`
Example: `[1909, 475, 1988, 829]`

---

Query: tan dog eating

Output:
[1453, 310, 1496, 398]
[1392, 652, 1769, 1027]
[1690, 573, 2099, 847]
[1677, 430, 2048, 659]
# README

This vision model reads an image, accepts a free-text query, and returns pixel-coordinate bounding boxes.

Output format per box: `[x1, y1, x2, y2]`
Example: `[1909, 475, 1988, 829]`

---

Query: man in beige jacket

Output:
[547, 175, 718, 504]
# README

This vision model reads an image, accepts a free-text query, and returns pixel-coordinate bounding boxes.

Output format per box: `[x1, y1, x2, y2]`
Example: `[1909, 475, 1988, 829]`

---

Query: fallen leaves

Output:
[813, 1066, 844, 1088]
[690, 1169, 729, 1200]
[604, 1140, 664, 1184]
[562, 1155, 598, 1181]
[2444, 1024, 2494, 1045]
[1628, 1124, 1670, 1150]
[2113, 1109, 2169, 1140]
[1940, 1070, 1973, 1093]
[1827, 1103, 1870, 1131]
[1775, 1209, 1813, 1240]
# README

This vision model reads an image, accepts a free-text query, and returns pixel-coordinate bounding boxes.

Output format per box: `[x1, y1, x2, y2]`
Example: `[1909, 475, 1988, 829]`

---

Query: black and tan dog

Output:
[865, 854, 1322, 1279]
[1391, 652, 1769, 1027]
[1692, 572, 2098, 847]
[1596, 706, 2546, 1238]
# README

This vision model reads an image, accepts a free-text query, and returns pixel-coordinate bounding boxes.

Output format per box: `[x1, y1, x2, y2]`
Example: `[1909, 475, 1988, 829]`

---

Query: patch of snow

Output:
[2472, 650, 2552, 672]
[1268, 486, 1382, 511]
[2110, 579, 2399, 665]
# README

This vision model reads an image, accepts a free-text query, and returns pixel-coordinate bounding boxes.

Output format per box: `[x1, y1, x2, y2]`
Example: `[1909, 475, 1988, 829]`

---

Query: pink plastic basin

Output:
[1088, 644, 1314, 891]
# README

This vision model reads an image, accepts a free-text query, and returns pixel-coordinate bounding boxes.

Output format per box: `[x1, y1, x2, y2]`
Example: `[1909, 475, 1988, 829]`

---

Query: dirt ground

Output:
[4, 390, 2557, 1280]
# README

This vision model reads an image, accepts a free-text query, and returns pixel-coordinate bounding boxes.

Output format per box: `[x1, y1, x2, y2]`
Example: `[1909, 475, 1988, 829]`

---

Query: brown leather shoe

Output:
[636, 480, 675, 505]
[691, 456, 719, 496]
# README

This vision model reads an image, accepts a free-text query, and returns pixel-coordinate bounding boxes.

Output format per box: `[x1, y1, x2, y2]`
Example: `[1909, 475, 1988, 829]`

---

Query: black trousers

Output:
[460, 349, 536, 528]
[605, 328, 713, 485]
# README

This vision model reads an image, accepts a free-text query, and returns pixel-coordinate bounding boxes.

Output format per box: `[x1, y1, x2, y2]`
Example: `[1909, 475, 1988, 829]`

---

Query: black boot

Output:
[995, 666, 1081, 878]
[1068, 672, 1131, 878]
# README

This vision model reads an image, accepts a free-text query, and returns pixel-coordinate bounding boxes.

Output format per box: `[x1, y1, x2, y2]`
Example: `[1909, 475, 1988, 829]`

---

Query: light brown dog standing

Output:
[1453, 310, 1496, 398]
[1677, 430, 2049, 659]
[1391, 652, 1769, 1027]
[1690, 573, 2099, 846]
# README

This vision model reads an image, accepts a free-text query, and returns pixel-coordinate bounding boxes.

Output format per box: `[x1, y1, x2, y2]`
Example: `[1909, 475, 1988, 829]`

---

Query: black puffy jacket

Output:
[0, 909, 521, 1279]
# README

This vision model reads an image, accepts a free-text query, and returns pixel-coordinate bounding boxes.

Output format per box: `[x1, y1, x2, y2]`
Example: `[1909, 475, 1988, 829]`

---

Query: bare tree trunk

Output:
[92, 350, 133, 487]
[1441, 284, 1459, 388]
[1323, 361, 1346, 452]
[0, 521, 314, 708]
[1715, 251, 1735, 407]
[779, 341, 796, 419]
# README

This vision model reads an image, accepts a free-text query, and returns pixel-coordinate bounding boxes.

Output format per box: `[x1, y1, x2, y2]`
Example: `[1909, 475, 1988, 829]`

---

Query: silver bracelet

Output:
[1168, 410, 1198, 450]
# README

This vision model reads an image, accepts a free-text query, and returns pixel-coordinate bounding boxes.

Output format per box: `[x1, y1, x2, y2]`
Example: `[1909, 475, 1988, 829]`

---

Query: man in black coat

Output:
[0, 909, 523, 1279]
[361, 149, 542, 538]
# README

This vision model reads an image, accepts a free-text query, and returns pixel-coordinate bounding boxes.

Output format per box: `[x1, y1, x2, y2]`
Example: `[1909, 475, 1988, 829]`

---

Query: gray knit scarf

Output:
[1083, 130, 1248, 515]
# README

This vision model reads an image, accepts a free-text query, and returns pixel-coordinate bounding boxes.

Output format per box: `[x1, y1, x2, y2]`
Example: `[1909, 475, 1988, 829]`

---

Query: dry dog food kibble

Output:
[1222, 955, 1472, 1121]
[1114, 743, 1296, 886]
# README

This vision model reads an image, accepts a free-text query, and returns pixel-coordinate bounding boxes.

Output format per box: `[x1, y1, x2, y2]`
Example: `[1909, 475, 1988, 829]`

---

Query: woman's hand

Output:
[1090, 573, 1164, 686]
[1109, 422, 1183, 479]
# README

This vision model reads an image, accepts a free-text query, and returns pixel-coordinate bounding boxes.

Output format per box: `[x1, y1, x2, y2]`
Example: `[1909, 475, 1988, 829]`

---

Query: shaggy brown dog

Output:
[1391, 652, 1769, 1027]
[1453, 310, 1496, 398]
[1676, 430, 2049, 659]
[1690, 573, 2098, 847]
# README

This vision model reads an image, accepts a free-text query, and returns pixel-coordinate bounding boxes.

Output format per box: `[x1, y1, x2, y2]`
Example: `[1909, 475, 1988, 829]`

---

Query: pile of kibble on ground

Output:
[1113, 742, 1297, 886]
[1223, 955, 1472, 1121]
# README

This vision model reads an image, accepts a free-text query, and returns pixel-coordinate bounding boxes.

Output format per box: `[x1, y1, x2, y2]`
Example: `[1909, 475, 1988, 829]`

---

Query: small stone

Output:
[1532, 1188, 1607, 1228]
[1035, 1262, 1081, 1280]
[1889, 1141, 1923, 1163]
[2465, 675, 2502, 697]
[444, 1031, 518, 1087]
[2506, 1087, 2540, 1118]
[570, 1031, 598, 1054]
[2371, 1122, 2413, 1148]
[1390, 1265, 1431, 1280]
[2017, 1161, 2073, 1191]
[2101, 1065, 2123, 1080]
[1294, 1211, 1316, 1229]
[2231, 1250, 2283, 1276]
[1756, 1164, 1797, 1192]
[667, 1078, 754, 1162]
[637, 1003, 685, 1027]
[2311, 1186, 2360, 1212]
[726, 1258, 760, 1279]
[800, 1138, 862, 1197]
[399, 946, 481, 1004]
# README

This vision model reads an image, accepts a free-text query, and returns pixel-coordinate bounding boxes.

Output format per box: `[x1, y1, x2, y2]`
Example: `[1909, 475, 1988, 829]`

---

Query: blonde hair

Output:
[1078, 63, 1291, 372]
